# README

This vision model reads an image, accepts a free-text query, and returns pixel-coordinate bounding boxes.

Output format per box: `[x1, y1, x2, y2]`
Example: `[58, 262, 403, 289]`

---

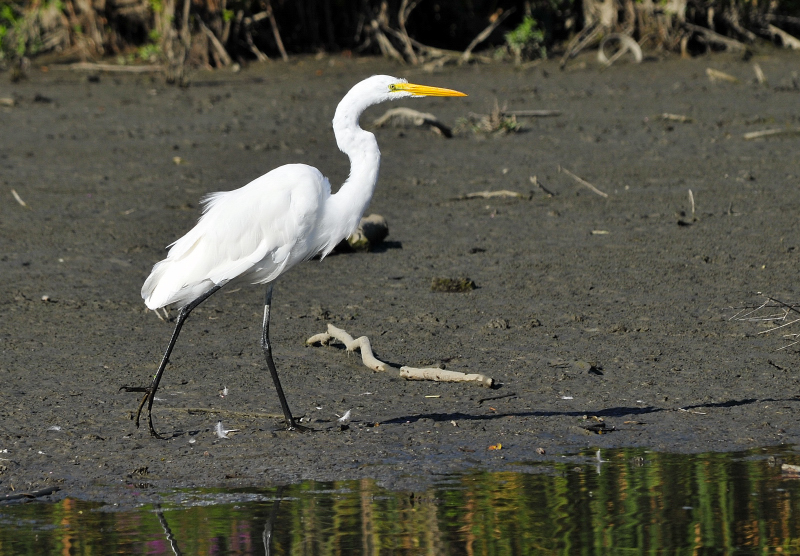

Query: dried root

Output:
[307, 324, 494, 387]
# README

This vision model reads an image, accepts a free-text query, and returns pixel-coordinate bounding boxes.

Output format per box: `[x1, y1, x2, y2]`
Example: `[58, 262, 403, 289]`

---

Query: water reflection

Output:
[2, 446, 800, 554]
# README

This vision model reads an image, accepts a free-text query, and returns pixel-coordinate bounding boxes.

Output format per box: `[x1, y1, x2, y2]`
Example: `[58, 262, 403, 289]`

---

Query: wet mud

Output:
[2, 51, 800, 505]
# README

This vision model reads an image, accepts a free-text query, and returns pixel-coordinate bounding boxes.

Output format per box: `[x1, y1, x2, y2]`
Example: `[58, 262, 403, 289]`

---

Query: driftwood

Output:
[560, 22, 606, 68]
[767, 24, 800, 49]
[199, 20, 233, 67]
[307, 324, 387, 371]
[373, 107, 453, 137]
[597, 33, 643, 66]
[684, 22, 747, 51]
[400, 367, 494, 387]
[307, 324, 494, 387]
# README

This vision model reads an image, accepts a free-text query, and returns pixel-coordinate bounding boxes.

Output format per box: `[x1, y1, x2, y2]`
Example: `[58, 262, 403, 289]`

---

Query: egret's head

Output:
[345, 75, 466, 108]
[334, 75, 466, 131]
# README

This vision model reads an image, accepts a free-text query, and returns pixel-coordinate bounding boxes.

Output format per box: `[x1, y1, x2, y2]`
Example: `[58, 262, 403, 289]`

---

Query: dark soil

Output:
[2, 51, 800, 505]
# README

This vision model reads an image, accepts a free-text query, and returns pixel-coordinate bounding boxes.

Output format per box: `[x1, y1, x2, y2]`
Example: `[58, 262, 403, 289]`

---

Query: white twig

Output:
[11, 189, 28, 208]
[307, 324, 494, 386]
[458, 190, 527, 200]
[744, 128, 800, 140]
[559, 166, 609, 198]
[400, 366, 493, 387]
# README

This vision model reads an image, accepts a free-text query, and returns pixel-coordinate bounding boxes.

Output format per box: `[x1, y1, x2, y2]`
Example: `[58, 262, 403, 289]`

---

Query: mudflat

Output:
[2, 51, 800, 504]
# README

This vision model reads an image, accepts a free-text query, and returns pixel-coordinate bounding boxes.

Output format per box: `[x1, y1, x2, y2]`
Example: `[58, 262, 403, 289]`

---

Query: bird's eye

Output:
[389, 84, 398, 91]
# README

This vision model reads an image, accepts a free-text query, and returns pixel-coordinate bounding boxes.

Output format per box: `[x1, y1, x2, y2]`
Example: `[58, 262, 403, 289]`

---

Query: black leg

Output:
[262, 283, 311, 432]
[122, 285, 222, 438]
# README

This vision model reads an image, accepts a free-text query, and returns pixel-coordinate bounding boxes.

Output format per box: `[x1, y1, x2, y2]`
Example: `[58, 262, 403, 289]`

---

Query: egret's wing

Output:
[143, 164, 328, 308]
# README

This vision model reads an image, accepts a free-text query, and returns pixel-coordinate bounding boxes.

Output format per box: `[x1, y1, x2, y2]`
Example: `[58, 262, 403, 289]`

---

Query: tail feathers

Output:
[142, 259, 216, 310]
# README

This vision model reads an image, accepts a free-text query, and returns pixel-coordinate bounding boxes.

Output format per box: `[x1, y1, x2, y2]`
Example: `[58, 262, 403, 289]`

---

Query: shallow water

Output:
[3, 446, 800, 554]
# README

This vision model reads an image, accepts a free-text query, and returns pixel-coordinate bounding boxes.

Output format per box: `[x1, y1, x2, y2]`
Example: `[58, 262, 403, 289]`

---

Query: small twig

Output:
[744, 128, 800, 140]
[661, 113, 693, 123]
[457, 190, 527, 200]
[160, 407, 283, 419]
[758, 318, 800, 335]
[706, 67, 739, 83]
[530, 175, 557, 196]
[559, 166, 609, 198]
[753, 63, 767, 85]
[11, 189, 29, 208]
[688, 189, 695, 220]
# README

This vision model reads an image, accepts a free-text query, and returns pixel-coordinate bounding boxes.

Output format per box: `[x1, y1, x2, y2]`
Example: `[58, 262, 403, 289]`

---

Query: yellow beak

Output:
[392, 83, 467, 97]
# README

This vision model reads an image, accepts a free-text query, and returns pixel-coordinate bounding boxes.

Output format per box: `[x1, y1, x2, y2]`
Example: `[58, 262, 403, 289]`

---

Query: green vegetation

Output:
[0, 0, 798, 71]
[0, 2, 26, 60]
[505, 15, 547, 62]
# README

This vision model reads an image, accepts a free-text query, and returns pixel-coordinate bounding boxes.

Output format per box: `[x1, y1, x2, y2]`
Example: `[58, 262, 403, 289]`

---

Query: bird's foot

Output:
[147, 416, 166, 440]
[120, 385, 166, 438]
[286, 421, 313, 433]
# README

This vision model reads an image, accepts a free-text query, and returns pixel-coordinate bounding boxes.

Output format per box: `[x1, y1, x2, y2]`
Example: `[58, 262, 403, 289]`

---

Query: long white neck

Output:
[324, 89, 383, 242]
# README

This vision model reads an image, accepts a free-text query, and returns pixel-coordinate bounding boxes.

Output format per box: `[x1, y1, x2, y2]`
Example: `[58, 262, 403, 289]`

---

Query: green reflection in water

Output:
[2, 446, 800, 555]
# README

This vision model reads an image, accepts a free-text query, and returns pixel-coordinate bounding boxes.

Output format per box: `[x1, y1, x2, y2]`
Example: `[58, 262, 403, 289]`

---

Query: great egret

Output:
[122, 75, 467, 438]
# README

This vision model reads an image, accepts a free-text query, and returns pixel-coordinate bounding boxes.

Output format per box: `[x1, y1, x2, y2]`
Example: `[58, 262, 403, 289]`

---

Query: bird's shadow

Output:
[369, 241, 403, 253]
[380, 396, 796, 425]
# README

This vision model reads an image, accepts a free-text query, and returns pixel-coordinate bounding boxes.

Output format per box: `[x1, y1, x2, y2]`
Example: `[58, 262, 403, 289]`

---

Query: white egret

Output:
[122, 75, 467, 438]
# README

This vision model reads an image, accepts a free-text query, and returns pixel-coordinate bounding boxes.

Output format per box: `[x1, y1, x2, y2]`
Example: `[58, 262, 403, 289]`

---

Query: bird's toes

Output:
[289, 423, 314, 433]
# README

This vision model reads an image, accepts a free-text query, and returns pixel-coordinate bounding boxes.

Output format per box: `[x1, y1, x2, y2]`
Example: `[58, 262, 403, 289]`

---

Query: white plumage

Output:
[125, 75, 466, 438]
[142, 164, 331, 309]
